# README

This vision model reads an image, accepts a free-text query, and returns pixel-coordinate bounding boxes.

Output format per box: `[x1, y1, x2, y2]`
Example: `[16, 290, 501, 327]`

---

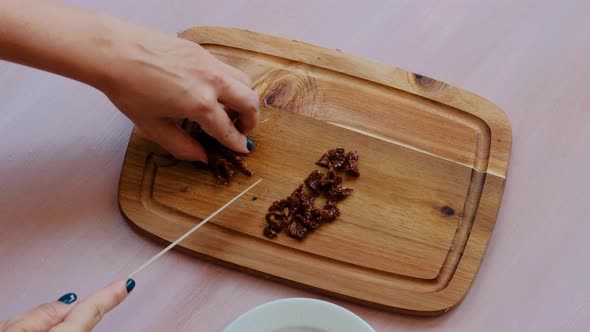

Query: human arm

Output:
[0, 0, 259, 161]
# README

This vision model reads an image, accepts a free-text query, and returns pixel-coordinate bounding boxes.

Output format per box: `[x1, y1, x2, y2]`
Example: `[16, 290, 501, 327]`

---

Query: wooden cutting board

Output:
[118, 27, 511, 315]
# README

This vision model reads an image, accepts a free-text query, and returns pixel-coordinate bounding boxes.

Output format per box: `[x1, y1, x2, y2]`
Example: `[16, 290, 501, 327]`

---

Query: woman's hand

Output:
[100, 26, 260, 162]
[0, 0, 260, 162]
[0, 278, 134, 332]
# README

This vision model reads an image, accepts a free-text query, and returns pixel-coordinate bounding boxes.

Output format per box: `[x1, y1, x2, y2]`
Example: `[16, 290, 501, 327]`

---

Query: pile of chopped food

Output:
[187, 121, 254, 184]
[263, 148, 360, 240]
[181, 121, 360, 240]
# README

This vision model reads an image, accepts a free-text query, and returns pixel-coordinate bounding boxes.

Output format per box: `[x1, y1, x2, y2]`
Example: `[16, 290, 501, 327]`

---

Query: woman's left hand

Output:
[0, 278, 134, 332]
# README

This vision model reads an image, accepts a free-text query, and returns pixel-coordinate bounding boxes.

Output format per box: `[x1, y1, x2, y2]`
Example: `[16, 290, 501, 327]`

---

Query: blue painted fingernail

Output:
[192, 161, 208, 169]
[57, 293, 77, 304]
[126, 279, 136, 293]
[246, 138, 254, 151]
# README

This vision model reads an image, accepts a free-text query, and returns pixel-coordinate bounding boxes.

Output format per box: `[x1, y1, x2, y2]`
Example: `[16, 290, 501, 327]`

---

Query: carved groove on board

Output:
[433, 170, 486, 291]
[327, 121, 490, 174]
[138, 152, 487, 293]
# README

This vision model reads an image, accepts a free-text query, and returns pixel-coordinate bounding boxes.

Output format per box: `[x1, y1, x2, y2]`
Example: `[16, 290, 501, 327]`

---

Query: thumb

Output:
[1, 293, 77, 332]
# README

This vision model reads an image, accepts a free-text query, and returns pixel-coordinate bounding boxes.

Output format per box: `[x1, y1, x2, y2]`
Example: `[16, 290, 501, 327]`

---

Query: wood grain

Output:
[118, 27, 511, 314]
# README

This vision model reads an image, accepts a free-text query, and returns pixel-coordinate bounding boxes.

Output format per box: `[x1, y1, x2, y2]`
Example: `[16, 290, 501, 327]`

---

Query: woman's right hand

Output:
[97, 21, 260, 162]
[1, 1, 259, 162]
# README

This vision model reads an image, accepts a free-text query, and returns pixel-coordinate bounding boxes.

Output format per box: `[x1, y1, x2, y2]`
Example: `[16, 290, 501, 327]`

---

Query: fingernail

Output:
[192, 161, 208, 169]
[57, 293, 77, 304]
[246, 138, 254, 151]
[126, 278, 136, 293]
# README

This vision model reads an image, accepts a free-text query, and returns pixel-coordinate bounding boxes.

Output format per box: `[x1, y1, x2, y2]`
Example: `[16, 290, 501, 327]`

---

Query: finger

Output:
[216, 77, 260, 135]
[51, 278, 133, 332]
[217, 61, 252, 87]
[142, 119, 208, 162]
[2, 294, 77, 332]
[193, 103, 250, 153]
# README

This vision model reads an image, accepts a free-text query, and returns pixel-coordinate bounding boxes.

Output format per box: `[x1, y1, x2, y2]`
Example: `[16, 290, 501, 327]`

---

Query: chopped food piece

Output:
[298, 214, 320, 230]
[319, 168, 342, 190]
[263, 224, 279, 238]
[269, 198, 289, 213]
[210, 152, 234, 184]
[289, 185, 316, 220]
[287, 185, 303, 217]
[327, 184, 353, 201]
[344, 150, 360, 177]
[327, 148, 347, 169]
[320, 200, 340, 222]
[316, 148, 360, 176]
[287, 220, 307, 240]
[310, 207, 323, 221]
[219, 146, 254, 176]
[304, 170, 324, 195]
[265, 213, 290, 231]
[315, 153, 330, 167]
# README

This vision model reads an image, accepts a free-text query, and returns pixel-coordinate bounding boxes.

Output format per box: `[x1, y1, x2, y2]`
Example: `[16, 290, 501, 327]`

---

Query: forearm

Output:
[0, 0, 135, 89]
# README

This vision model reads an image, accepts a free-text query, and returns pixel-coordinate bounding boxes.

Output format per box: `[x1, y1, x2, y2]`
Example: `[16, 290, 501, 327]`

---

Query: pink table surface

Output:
[2, 1, 590, 331]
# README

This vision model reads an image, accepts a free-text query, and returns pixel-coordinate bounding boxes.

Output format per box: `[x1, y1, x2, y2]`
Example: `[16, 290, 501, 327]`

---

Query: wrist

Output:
[77, 13, 124, 92]
[83, 15, 164, 96]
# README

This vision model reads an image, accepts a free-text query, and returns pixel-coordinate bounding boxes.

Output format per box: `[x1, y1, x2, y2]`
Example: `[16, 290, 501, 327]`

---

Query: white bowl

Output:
[224, 298, 376, 332]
